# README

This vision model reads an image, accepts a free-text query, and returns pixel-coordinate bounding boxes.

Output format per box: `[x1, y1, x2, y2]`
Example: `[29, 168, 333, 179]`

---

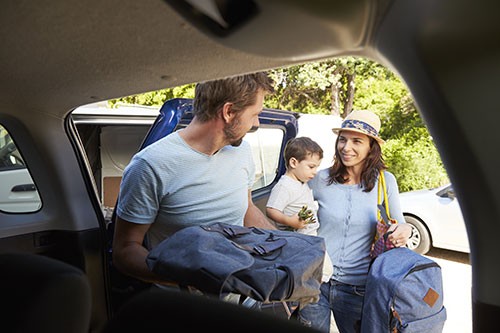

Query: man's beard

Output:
[230, 138, 243, 147]
[224, 118, 244, 147]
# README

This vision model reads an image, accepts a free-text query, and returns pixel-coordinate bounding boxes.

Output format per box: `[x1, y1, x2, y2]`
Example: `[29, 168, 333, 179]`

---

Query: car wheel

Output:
[404, 215, 431, 255]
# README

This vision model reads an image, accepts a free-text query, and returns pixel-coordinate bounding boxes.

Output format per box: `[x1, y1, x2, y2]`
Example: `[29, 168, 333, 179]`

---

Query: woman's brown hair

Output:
[327, 135, 386, 192]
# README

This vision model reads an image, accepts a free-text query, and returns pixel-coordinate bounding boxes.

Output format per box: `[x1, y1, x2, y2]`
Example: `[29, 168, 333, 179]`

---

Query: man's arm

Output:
[112, 216, 176, 285]
[244, 190, 276, 229]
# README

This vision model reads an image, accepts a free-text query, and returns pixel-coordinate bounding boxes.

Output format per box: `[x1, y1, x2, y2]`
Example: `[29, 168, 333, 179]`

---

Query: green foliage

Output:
[266, 57, 376, 115]
[266, 64, 333, 114]
[383, 133, 449, 192]
[108, 84, 195, 107]
[353, 75, 406, 118]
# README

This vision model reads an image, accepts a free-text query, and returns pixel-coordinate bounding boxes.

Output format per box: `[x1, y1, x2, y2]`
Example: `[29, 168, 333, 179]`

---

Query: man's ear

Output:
[221, 102, 235, 123]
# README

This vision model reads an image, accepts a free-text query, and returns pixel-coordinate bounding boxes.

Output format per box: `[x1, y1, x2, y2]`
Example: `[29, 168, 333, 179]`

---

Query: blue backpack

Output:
[361, 247, 447, 332]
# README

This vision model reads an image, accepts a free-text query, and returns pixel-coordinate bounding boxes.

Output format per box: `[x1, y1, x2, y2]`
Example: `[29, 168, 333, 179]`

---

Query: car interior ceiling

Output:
[1, 0, 500, 331]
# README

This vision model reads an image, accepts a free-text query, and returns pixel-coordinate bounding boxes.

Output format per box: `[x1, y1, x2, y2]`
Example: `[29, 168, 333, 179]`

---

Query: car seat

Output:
[102, 288, 319, 333]
[0, 252, 92, 333]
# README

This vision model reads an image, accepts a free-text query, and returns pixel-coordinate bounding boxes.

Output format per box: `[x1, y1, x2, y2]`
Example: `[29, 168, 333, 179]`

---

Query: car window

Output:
[100, 124, 152, 221]
[0, 124, 41, 213]
[74, 121, 153, 222]
[244, 127, 284, 191]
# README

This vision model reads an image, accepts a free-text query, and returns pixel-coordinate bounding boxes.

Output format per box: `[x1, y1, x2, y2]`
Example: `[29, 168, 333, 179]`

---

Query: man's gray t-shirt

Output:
[117, 131, 255, 249]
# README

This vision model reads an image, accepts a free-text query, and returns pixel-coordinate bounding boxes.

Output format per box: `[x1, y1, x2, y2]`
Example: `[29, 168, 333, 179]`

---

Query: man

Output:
[112, 73, 276, 285]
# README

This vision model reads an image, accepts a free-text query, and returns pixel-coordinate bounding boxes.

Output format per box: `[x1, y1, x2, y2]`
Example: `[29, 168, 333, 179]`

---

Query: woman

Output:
[298, 110, 412, 333]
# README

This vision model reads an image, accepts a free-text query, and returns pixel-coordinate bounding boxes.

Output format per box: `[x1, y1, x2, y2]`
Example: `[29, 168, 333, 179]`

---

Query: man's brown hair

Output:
[193, 72, 274, 122]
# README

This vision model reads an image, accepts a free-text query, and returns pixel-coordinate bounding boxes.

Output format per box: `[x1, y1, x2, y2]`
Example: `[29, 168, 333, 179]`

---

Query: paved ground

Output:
[426, 248, 472, 333]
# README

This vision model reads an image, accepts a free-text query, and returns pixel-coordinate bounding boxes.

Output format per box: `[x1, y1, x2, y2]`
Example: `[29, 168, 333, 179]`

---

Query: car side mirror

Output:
[445, 190, 455, 200]
[437, 185, 455, 200]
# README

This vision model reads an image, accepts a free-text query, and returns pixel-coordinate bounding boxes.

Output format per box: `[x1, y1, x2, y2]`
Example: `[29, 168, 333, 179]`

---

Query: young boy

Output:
[266, 137, 322, 235]
[266, 137, 333, 283]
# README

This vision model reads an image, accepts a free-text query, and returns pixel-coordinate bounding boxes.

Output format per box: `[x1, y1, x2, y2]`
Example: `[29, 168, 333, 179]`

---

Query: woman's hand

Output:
[387, 223, 412, 247]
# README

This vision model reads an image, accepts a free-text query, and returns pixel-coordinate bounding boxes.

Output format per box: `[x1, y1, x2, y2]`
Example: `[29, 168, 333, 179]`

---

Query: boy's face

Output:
[289, 153, 322, 183]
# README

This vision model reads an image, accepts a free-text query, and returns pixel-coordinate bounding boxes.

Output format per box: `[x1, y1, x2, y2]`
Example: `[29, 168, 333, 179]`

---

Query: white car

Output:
[0, 127, 42, 212]
[400, 184, 470, 254]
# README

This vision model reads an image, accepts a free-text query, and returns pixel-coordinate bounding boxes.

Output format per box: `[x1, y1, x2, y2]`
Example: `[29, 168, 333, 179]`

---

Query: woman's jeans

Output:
[298, 279, 365, 333]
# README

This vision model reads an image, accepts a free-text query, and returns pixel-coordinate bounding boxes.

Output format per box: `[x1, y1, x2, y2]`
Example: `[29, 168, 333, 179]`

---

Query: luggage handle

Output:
[201, 224, 252, 237]
[383, 230, 395, 252]
[253, 238, 287, 255]
[231, 237, 287, 258]
[202, 224, 288, 256]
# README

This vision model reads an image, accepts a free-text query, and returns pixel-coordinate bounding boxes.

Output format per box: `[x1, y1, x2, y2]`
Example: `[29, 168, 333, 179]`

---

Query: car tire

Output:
[404, 215, 431, 255]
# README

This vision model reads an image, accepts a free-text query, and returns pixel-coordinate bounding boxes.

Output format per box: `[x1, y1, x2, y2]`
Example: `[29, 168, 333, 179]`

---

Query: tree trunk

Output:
[330, 81, 340, 117]
[344, 72, 355, 116]
[330, 67, 342, 117]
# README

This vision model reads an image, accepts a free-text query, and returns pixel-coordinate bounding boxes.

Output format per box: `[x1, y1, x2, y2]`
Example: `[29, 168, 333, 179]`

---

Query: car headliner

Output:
[1, 0, 499, 330]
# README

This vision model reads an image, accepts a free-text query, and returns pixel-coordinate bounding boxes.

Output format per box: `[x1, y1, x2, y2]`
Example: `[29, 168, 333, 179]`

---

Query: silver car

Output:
[400, 184, 470, 255]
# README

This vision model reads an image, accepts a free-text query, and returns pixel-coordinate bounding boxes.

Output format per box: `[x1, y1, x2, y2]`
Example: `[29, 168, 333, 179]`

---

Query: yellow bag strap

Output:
[377, 170, 391, 220]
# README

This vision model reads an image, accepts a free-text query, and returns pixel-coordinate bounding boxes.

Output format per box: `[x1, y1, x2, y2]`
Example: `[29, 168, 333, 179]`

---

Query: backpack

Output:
[361, 247, 447, 332]
[146, 222, 325, 305]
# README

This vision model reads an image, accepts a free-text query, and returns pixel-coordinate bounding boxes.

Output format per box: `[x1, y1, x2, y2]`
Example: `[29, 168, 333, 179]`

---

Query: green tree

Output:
[266, 57, 371, 116]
